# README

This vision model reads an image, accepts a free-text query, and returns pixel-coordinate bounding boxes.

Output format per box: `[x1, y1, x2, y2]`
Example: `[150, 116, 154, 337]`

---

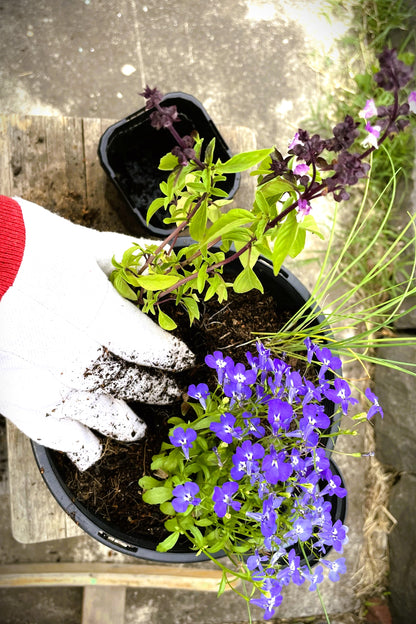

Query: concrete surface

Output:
[0, 1, 390, 623]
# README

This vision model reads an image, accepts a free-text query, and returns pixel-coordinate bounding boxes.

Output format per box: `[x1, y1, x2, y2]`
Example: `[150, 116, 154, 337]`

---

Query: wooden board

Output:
[0, 562, 230, 592]
[1, 114, 256, 545]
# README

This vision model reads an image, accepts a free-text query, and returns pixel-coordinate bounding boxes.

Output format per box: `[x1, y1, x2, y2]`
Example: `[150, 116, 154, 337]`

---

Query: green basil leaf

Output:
[233, 266, 264, 294]
[136, 274, 180, 290]
[217, 148, 273, 173]
[158, 309, 177, 330]
[112, 272, 138, 301]
[159, 153, 179, 170]
[146, 197, 166, 224]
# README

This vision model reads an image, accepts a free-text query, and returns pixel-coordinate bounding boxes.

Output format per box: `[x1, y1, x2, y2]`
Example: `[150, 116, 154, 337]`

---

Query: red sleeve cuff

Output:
[0, 196, 26, 300]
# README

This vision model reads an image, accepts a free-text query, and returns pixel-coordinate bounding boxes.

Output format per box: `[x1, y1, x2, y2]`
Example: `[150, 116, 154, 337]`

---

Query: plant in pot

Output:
[33, 49, 416, 621]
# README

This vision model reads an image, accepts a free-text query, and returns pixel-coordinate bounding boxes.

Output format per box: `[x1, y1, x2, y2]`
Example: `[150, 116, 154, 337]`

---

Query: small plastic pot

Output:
[98, 92, 240, 237]
[31, 259, 344, 563]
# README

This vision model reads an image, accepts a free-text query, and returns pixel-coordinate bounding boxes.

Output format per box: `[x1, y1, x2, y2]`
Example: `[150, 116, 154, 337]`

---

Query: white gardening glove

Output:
[0, 197, 194, 470]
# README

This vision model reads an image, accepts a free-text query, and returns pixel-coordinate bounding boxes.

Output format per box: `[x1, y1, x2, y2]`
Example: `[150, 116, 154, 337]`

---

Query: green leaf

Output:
[233, 266, 264, 294]
[156, 531, 180, 552]
[260, 177, 296, 197]
[142, 487, 172, 505]
[160, 501, 175, 515]
[195, 518, 213, 527]
[136, 273, 180, 290]
[201, 208, 253, 244]
[189, 197, 208, 241]
[217, 571, 228, 597]
[158, 308, 177, 330]
[146, 197, 166, 224]
[196, 263, 208, 293]
[183, 296, 200, 325]
[189, 524, 205, 548]
[217, 148, 273, 173]
[271, 211, 298, 274]
[112, 272, 138, 301]
[299, 214, 325, 239]
[159, 152, 179, 170]
[139, 476, 163, 489]
[288, 226, 306, 258]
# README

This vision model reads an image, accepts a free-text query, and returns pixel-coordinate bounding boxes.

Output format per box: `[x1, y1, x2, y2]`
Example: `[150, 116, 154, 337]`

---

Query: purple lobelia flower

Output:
[321, 557, 347, 582]
[210, 412, 242, 443]
[324, 378, 358, 415]
[187, 383, 210, 409]
[305, 565, 324, 592]
[262, 447, 293, 485]
[205, 351, 232, 385]
[171, 482, 201, 513]
[212, 481, 241, 518]
[319, 519, 349, 553]
[365, 387, 384, 419]
[250, 578, 283, 620]
[267, 398, 293, 434]
[169, 426, 197, 460]
[230, 440, 265, 480]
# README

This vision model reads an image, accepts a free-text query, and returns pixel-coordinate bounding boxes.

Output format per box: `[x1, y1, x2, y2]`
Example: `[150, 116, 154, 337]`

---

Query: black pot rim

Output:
[98, 92, 241, 238]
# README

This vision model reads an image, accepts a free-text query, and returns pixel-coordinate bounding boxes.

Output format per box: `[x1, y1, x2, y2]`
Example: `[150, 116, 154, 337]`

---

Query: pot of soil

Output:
[31, 254, 345, 563]
[98, 92, 240, 237]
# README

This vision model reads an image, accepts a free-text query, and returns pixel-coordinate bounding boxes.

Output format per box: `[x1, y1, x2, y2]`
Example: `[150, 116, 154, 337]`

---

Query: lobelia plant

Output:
[108, 48, 415, 620]
[138, 339, 382, 620]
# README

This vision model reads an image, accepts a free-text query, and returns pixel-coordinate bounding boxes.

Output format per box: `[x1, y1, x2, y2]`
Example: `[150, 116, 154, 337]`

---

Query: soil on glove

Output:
[51, 288, 295, 542]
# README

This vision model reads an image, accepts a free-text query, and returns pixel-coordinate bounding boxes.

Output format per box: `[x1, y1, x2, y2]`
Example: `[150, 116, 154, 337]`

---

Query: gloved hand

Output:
[0, 197, 194, 470]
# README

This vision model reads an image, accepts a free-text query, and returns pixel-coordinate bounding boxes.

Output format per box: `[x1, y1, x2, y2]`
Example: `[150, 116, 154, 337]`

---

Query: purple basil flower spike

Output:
[212, 481, 241, 517]
[188, 383, 210, 408]
[169, 426, 197, 460]
[171, 482, 200, 513]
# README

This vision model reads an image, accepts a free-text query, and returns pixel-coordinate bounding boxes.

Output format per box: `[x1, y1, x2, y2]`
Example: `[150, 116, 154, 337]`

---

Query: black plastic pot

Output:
[98, 92, 241, 237]
[32, 257, 344, 563]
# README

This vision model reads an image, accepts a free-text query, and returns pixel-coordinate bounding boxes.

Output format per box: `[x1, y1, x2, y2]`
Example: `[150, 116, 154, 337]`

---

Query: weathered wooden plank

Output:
[0, 562, 231, 592]
[0, 115, 13, 196]
[6, 422, 83, 542]
[82, 117, 128, 233]
[82, 586, 126, 624]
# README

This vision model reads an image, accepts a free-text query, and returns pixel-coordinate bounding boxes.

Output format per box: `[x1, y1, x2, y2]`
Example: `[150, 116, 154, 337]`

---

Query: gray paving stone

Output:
[388, 473, 416, 624]
[374, 342, 416, 473]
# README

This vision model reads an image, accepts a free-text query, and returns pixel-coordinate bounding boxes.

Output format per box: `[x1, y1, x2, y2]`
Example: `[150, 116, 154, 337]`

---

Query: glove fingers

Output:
[56, 391, 147, 442]
[81, 349, 185, 403]
[90, 284, 195, 372]
[7, 406, 102, 472]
